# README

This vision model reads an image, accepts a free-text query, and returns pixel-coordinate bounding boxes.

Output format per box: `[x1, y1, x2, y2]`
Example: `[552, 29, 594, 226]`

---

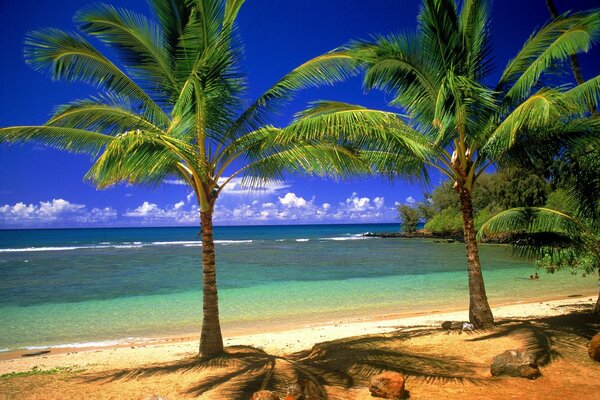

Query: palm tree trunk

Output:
[458, 186, 495, 328]
[199, 210, 224, 358]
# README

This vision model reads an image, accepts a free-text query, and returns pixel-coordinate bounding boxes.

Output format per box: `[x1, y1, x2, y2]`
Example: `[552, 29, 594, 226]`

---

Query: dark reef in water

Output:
[363, 230, 509, 244]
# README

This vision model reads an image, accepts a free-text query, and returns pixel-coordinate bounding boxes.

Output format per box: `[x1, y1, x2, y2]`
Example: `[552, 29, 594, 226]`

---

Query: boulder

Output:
[490, 350, 541, 379]
[441, 321, 468, 330]
[589, 333, 600, 362]
[251, 390, 280, 400]
[369, 371, 406, 399]
[284, 379, 323, 400]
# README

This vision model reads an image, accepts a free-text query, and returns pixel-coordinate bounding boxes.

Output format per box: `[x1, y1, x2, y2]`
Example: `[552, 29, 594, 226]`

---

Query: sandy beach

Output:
[1, 295, 598, 399]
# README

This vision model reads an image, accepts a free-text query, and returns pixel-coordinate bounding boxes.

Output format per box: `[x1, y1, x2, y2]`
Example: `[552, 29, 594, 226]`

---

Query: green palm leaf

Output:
[75, 3, 178, 98]
[561, 75, 600, 113]
[497, 11, 600, 105]
[47, 96, 166, 135]
[0, 126, 111, 155]
[24, 28, 170, 127]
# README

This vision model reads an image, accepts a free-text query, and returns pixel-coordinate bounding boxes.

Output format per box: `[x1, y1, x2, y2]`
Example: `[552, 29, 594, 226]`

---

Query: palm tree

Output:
[292, 0, 600, 328]
[478, 206, 600, 314]
[0, 0, 372, 358]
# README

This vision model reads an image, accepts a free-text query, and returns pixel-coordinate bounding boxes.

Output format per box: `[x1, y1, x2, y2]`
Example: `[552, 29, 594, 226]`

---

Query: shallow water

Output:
[0, 224, 596, 350]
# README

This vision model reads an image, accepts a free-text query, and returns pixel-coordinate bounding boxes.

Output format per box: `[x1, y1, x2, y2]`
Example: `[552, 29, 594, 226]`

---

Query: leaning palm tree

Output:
[0, 0, 377, 357]
[288, 0, 600, 328]
[478, 206, 600, 314]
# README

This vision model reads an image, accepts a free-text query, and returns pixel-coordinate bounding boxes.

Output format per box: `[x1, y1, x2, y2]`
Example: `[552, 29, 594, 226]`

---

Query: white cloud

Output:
[218, 177, 290, 196]
[211, 191, 397, 225]
[0, 199, 117, 227]
[279, 192, 308, 208]
[124, 201, 199, 225]
[405, 196, 416, 204]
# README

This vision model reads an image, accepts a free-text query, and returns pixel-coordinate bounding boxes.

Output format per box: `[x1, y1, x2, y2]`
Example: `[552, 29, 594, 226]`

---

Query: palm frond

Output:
[477, 206, 591, 263]
[483, 89, 566, 155]
[75, 3, 178, 100]
[0, 126, 111, 156]
[458, 0, 493, 80]
[230, 50, 361, 137]
[239, 142, 371, 184]
[24, 28, 170, 127]
[223, 0, 245, 30]
[148, 0, 192, 61]
[47, 96, 167, 135]
[85, 129, 196, 188]
[417, 0, 461, 71]
[353, 34, 438, 126]
[175, 0, 226, 83]
[561, 75, 600, 113]
[497, 11, 600, 105]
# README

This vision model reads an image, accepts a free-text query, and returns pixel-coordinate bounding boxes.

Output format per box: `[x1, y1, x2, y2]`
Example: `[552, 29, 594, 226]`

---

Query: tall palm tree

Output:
[478, 206, 600, 314]
[0, 0, 373, 358]
[288, 0, 600, 328]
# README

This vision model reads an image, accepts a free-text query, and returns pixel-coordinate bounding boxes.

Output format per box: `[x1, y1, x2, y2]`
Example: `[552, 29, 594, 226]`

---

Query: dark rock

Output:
[441, 321, 466, 330]
[441, 321, 452, 330]
[490, 350, 541, 379]
[21, 350, 50, 357]
[251, 390, 279, 400]
[369, 371, 406, 399]
[589, 333, 600, 362]
[284, 379, 323, 400]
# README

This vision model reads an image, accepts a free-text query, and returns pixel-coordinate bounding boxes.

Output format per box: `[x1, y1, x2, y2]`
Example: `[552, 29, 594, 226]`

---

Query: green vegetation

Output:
[398, 204, 420, 233]
[404, 168, 549, 235]
[0, 366, 84, 379]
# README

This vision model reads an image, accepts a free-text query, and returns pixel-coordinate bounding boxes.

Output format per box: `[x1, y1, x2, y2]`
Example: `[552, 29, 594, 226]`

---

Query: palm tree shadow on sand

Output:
[84, 327, 483, 399]
[467, 303, 599, 366]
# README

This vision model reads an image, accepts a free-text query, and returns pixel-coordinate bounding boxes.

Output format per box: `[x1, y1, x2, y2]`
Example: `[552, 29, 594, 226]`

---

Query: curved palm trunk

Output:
[199, 210, 224, 358]
[458, 187, 495, 328]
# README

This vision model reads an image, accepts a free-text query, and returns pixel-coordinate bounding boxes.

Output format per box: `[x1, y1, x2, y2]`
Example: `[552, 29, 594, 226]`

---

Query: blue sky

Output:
[0, 0, 598, 228]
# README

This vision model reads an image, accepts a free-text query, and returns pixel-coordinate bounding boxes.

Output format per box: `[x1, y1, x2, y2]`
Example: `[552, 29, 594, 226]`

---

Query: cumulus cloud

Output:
[405, 196, 416, 204]
[211, 191, 397, 225]
[0, 190, 401, 228]
[0, 199, 117, 227]
[124, 201, 199, 224]
[279, 192, 308, 208]
[217, 177, 290, 196]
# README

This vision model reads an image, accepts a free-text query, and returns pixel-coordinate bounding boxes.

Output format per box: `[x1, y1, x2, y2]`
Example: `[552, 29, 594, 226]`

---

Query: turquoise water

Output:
[0, 224, 597, 351]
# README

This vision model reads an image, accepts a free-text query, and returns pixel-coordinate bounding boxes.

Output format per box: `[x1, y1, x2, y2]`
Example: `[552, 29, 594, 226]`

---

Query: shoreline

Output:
[2, 288, 596, 358]
[1, 293, 596, 374]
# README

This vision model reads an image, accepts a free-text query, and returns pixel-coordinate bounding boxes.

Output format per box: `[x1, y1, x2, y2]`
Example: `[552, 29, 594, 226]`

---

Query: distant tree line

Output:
[398, 167, 550, 235]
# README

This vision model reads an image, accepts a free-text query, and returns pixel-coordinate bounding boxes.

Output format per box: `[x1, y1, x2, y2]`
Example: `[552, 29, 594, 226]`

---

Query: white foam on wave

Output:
[320, 235, 370, 241]
[0, 348, 10, 353]
[0, 246, 85, 253]
[151, 241, 200, 246]
[296, 238, 309, 242]
[0, 239, 256, 253]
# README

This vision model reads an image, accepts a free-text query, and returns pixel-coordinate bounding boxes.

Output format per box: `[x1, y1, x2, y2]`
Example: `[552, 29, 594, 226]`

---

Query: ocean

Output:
[0, 223, 597, 352]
